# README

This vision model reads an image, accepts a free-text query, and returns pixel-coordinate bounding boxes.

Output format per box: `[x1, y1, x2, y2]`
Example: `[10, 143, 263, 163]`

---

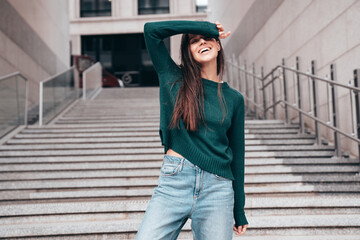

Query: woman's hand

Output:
[233, 224, 248, 236]
[215, 21, 231, 39]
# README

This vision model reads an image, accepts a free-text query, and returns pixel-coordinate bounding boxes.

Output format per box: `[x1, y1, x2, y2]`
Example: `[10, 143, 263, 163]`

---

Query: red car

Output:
[72, 55, 123, 88]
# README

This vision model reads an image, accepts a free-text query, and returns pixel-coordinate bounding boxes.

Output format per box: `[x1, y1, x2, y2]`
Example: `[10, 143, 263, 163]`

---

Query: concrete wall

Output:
[0, 0, 70, 107]
[69, 0, 207, 65]
[208, 0, 360, 157]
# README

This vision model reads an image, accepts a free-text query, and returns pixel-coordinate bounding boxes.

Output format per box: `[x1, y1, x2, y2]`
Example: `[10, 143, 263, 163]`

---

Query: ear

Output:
[216, 41, 221, 51]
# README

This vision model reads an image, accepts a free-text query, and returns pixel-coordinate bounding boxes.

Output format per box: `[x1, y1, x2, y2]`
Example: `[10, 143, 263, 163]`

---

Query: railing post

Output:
[261, 66, 267, 119]
[253, 63, 258, 118]
[15, 75, 21, 125]
[311, 60, 321, 145]
[39, 82, 43, 126]
[232, 53, 236, 89]
[296, 57, 303, 133]
[353, 69, 360, 161]
[226, 58, 231, 83]
[238, 56, 242, 92]
[272, 71, 276, 119]
[83, 71, 87, 100]
[282, 58, 289, 124]
[244, 60, 249, 112]
[330, 64, 341, 157]
[24, 79, 28, 126]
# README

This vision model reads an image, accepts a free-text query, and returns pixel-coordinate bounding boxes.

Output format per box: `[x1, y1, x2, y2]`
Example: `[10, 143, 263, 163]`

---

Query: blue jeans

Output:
[136, 154, 235, 240]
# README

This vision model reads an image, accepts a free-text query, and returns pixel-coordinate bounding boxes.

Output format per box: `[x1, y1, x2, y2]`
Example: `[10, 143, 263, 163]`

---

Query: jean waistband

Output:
[163, 154, 196, 167]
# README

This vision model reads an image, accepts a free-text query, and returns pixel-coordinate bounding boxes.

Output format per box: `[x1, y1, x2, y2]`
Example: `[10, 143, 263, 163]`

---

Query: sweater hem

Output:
[168, 130, 235, 181]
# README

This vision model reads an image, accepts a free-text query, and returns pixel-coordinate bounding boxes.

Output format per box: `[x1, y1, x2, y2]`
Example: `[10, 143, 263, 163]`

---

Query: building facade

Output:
[0, 0, 70, 107]
[208, 0, 360, 157]
[69, 0, 208, 86]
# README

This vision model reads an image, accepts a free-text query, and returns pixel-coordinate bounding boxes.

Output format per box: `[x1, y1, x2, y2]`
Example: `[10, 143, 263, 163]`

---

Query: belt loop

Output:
[179, 158, 184, 171]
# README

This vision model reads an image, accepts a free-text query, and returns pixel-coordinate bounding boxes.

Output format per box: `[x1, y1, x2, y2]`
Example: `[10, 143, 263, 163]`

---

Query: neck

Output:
[200, 59, 220, 83]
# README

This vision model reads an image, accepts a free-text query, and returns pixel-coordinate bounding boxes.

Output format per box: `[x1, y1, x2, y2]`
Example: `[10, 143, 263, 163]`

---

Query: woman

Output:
[136, 20, 248, 240]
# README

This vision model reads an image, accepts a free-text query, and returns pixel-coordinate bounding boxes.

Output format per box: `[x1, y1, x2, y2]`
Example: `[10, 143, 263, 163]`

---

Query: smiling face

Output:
[188, 34, 221, 65]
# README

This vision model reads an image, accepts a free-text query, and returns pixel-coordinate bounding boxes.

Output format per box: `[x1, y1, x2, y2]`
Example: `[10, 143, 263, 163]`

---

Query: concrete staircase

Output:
[0, 87, 359, 240]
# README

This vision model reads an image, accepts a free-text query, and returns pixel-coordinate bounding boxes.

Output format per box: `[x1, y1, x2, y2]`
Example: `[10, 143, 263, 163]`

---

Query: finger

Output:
[239, 225, 247, 235]
[236, 226, 243, 235]
[233, 225, 237, 231]
[219, 31, 231, 39]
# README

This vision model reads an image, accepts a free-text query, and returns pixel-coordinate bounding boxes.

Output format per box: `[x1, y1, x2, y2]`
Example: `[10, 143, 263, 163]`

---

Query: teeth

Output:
[200, 48, 210, 53]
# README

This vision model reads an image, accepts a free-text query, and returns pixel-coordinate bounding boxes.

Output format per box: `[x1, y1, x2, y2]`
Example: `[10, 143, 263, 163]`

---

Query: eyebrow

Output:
[189, 34, 204, 40]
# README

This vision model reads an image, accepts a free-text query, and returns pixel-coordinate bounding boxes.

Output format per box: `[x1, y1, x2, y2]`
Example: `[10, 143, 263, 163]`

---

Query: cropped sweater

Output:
[143, 20, 248, 227]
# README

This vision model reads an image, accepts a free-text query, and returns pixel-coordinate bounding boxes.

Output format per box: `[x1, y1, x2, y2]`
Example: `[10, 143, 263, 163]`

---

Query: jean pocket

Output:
[214, 173, 231, 181]
[160, 162, 181, 176]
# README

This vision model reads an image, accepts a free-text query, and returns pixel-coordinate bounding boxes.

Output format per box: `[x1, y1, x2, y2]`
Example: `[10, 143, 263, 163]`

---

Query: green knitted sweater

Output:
[143, 20, 248, 227]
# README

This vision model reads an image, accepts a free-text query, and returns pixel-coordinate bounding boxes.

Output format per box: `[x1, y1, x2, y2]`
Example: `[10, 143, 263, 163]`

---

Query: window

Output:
[196, 0, 207, 13]
[138, 0, 169, 15]
[80, 0, 111, 17]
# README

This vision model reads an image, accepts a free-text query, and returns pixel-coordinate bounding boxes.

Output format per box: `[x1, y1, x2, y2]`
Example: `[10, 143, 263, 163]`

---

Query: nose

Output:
[199, 38, 206, 45]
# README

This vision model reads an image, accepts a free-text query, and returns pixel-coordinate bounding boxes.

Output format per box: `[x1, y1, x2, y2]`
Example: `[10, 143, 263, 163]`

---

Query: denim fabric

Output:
[136, 154, 235, 240]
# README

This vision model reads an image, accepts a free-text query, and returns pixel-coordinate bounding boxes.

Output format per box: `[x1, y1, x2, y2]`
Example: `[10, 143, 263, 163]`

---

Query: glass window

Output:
[196, 0, 207, 13]
[80, 0, 111, 17]
[138, 0, 169, 15]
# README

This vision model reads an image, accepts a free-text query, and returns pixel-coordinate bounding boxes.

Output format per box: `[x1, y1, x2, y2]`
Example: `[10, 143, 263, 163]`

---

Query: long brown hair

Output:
[168, 33, 227, 132]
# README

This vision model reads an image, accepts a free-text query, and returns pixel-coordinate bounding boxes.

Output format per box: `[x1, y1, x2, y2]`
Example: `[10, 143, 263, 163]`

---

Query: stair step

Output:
[0, 142, 163, 150]
[1, 155, 356, 164]
[59, 115, 159, 120]
[1, 170, 358, 182]
[21, 127, 160, 133]
[0, 154, 165, 163]
[13, 131, 312, 139]
[2, 183, 359, 201]
[1, 162, 355, 173]
[246, 151, 335, 158]
[2, 195, 359, 216]
[2, 136, 314, 146]
[1, 214, 359, 238]
[1, 173, 359, 190]
[237, 235, 360, 240]
[55, 119, 160, 124]
[245, 134, 315, 140]
[0, 144, 334, 151]
[0, 148, 335, 157]
[6, 136, 161, 144]
[14, 132, 160, 138]
[0, 188, 155, 201]
[1, 209, 360, 229]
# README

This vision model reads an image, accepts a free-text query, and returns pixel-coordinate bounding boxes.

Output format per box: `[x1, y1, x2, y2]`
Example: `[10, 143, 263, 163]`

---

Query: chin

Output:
[196, 56, 217, 65]
[195, 51, 218, 63]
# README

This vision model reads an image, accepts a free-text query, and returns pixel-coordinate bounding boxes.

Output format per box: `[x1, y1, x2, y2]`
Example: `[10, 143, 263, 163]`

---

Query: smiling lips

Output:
[199, 47, 211, 54]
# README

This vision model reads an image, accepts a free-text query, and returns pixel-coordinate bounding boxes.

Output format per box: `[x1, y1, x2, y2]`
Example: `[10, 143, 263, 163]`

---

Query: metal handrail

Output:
[230, 61, 360, 93]
[0, 72, 28, 126]
[226, 56, 360, 159]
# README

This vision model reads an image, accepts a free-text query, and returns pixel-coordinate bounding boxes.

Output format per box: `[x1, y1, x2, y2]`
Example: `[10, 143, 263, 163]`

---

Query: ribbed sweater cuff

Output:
[235, 213, 248, 227]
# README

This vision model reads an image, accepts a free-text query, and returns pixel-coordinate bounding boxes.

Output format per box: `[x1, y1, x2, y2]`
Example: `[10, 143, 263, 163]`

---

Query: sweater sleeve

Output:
[228, 94, 248, 227]
[143, 20, 219, 89]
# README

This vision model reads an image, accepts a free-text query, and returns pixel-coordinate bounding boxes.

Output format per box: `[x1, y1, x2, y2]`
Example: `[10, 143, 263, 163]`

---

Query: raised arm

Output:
[143, 20, 219, 85]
